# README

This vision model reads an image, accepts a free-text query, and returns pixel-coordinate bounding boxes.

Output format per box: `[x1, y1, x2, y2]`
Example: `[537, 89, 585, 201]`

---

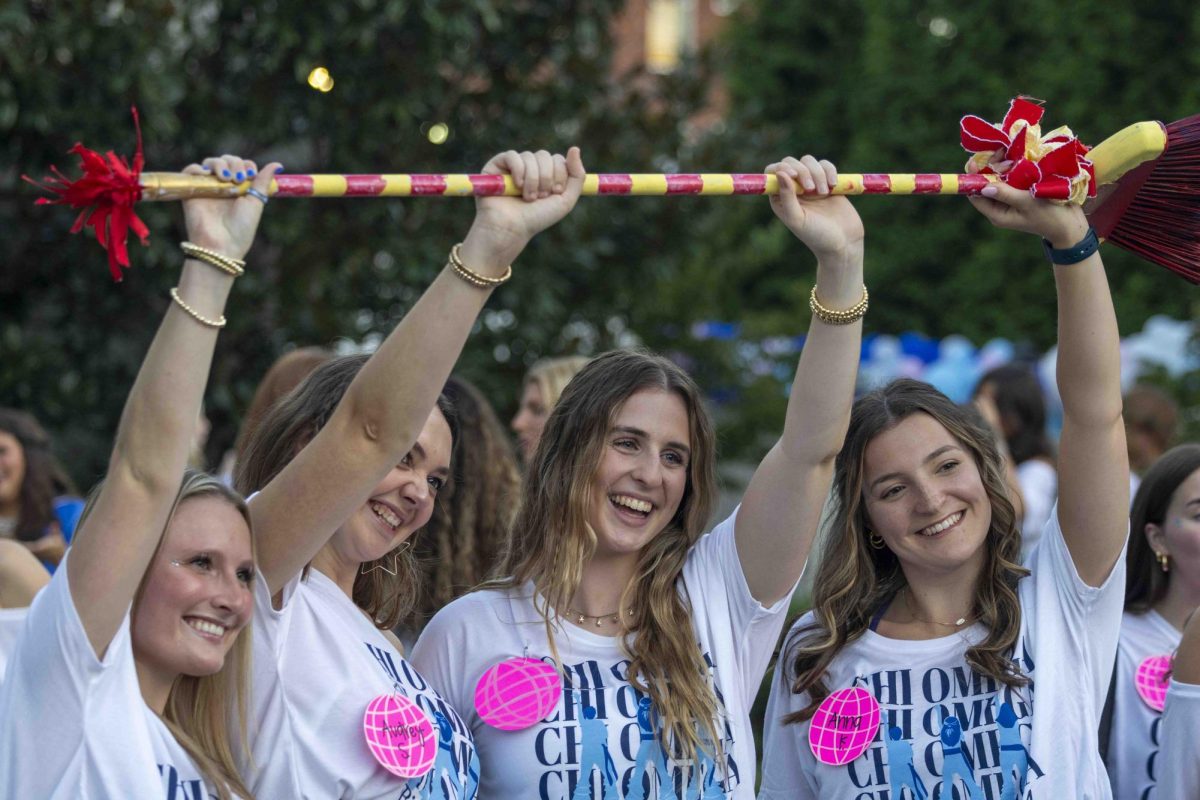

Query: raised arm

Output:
[251, 148, 585, 593]
[968, 182, 1127, 586]
[736, 156, 865, 605]
[68, 156, 279, 656]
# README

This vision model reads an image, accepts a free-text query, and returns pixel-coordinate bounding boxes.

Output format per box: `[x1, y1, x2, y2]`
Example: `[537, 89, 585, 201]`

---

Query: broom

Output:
[25, 101, 1200, 283]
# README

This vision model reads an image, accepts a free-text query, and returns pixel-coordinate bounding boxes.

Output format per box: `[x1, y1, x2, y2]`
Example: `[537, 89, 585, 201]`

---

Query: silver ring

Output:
[245, 187, 269, 205]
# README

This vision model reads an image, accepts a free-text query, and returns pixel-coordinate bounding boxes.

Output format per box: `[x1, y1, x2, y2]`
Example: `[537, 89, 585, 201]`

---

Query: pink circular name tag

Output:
[1135, 654, 1172, 712]
[809, 686, 881, 766]
[474, 656, 563, 731]
[362, 693, 437, 778]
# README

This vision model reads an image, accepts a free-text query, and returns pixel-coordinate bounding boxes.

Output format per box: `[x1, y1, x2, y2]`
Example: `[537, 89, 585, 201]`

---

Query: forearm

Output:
[780, 246, 864, 465]
[1053, 245, 1123, 427]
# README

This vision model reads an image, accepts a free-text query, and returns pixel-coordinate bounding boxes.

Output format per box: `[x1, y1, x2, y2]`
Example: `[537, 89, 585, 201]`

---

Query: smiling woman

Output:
[413, 152, 865, 799]
[0, 153, 280, 799]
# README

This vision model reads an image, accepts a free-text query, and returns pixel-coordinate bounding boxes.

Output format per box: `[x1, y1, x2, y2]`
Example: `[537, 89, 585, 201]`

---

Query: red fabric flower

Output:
[960, 97, 1096, 204]
[23, 108, 149, 282]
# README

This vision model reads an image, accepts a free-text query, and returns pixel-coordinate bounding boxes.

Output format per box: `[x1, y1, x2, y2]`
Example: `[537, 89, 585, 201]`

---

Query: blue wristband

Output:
[1042, 226, 1099, 265]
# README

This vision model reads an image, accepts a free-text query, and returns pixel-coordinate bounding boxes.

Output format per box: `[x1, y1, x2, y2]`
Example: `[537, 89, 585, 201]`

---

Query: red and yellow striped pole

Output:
[139, 171, 1002, 200]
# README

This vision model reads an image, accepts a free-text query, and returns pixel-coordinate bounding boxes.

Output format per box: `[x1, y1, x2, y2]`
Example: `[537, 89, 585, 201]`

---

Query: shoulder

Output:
[422, 586, 526, 636]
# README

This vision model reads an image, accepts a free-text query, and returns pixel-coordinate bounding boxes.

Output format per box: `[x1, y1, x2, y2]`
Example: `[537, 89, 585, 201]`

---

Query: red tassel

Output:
[22, 107, 149, 282]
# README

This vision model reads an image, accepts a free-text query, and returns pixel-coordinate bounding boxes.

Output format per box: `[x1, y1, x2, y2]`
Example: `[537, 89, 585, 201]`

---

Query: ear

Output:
[1144, 522, 1169, 556]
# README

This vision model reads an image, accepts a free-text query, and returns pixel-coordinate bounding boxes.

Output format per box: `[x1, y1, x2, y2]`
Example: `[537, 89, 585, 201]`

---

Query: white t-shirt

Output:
[760, 506, 1125, 800]
[245, 565, 479, 799]
[0, 606, 29, 685]
[0, 556, 215, 799]
[411, 507, 794, 799]
[1017, 459, 1057, 556]
[1106, 610, 1181, 799]
[1156, 678, 1200, 800]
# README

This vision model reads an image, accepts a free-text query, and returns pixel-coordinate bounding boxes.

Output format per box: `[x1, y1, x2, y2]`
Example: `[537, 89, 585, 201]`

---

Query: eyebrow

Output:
[409, 441, 451, 477]
[612, 425, 691, 456]
[868, 444, 961, 491]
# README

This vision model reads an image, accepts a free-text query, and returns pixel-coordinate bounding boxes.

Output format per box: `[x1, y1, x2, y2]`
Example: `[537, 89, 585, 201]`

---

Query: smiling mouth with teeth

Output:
[918, 511, 963, 536]
[186, 618, 227, 638]
[610, 494, 653, 516]
[370, 501, 402, 530]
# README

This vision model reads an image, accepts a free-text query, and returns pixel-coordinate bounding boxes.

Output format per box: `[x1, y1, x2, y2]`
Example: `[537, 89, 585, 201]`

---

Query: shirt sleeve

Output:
[683, 505, 799, 704]
[1156, 679, 1200, 800]
[758, 631, 818, 800]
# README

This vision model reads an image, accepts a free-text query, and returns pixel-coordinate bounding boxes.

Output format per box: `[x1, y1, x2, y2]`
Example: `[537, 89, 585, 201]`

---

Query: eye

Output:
[237, 567, 256, 585]
[937, 460, 960, 473]
[427, 476, 446, 493]
[663, 450, 686, 467]
[614, 438, 638, 451]
[399, 452, 414, 468]
[881, 485, 903, 500]
[189, 554, 213, 570]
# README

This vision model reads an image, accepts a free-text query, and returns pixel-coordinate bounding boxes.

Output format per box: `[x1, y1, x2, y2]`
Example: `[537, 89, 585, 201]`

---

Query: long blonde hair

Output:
[494, 349, 723, 764]
[524, 355, 591, 411]
[784, 379, 1029, 723]
[82, 469, 256, 799]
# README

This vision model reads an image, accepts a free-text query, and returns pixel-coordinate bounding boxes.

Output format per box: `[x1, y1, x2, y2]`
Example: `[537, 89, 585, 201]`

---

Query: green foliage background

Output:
[2, 0, 1197, 489]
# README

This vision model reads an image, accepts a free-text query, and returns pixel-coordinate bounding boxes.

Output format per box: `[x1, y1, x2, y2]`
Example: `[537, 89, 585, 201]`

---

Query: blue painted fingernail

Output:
[276, 165, 285, 173]
[235, 171, 245, 181]
[201, 166, 211, 172]
[222, 169, 231, 177]
[248, 168, 257, 177]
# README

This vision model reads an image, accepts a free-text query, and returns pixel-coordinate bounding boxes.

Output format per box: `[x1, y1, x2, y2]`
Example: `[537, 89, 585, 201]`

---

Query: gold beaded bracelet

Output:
[809, 284, 869, 325]
[181, 241, 246, 278]
[447, 243, 512, 289]
[169, 287, 227, 328]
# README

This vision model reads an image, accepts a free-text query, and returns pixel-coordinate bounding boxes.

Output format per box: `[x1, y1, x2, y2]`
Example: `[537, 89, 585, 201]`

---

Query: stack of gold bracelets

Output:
[448, 243, 512, 289]
[172, 241, 248, 329]
[809, 284, 868, 325]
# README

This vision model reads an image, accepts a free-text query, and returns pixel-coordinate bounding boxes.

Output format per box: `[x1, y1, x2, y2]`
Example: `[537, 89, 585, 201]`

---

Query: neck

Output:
[0, 498, 18, 519]
[310, 543, 360, 599]
[568, 551, 639, 636]
[885, 560, 983, 638]
[1154, 577, 1200, 632]
[135, 658, 175, 715]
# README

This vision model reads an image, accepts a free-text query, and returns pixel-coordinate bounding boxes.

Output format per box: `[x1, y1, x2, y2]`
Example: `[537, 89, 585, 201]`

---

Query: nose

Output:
[630, 450, 664, 487]
[912, 478, 942, 515]
[511, 409, 528, 434]
[212, 571, 251, 617]
[398, 472, 431, 506]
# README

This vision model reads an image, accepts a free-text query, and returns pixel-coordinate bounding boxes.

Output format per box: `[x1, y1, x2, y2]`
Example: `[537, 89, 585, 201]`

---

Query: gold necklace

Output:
[566, 607, 634, 627]
[903, 587, 975, 628]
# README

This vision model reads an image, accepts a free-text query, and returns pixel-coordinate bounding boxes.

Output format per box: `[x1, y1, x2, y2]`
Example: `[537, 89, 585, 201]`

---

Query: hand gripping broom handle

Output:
[136, 121, 1167, 201]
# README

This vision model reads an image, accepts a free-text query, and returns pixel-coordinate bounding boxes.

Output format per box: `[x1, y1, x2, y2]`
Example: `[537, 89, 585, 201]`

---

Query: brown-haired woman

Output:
[233, 147, 586, 799]
[1105, 443, 1200, 799]
[412, 155, 864, 798]
[0, 154, 278, 798]
[0, 408, 86, 567]
[761, 176, 1128, 798]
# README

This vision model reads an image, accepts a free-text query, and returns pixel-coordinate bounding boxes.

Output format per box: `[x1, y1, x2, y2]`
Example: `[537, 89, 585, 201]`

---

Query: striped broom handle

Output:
[139, 172, 1002, 200]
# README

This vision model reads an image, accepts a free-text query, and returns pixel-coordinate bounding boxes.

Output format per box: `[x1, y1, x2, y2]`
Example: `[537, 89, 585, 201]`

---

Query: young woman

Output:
[511, 355, 591, 462]
[0, 154, 279, 798]
[760, 176, 1128, 799]
[1105, 444, 1200, 799]
[0, 408, 86, 567]
[233, 147, 587, 799]
[412, 154, 865, 799]
[1157, 609, 1200, 800]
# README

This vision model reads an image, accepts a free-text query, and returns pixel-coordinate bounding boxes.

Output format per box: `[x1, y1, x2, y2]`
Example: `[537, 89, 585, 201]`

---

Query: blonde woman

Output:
[761, 177, 1128, 797]
[512, 355, 591, 462]
[233, 147, 587, 799]
[0, 154, 278, 798]
[412, 154, 864, 798]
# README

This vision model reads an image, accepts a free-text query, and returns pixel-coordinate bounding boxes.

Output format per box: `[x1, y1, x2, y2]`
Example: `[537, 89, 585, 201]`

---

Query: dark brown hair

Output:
[974, 364, 1054, 465]
[1125, 444, 1200, 612]
[235, 354, 457, 630]
[0, 408, 78, 542]
[785, 378, 1029, 722]
[233, 347, 334, 462]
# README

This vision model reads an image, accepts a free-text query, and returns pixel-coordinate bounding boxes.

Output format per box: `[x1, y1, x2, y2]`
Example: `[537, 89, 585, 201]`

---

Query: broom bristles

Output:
[1103, 113, 1200, 284]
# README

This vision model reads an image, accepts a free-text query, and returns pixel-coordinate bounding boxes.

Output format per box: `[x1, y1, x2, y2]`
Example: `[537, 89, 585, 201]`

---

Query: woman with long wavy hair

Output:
[1104, 443, 1200, 799]
[233, 146, 586, 799]
[0, 154, 278, 798]
[761, 171, 1129, 799]
[412, 154, 864, 799]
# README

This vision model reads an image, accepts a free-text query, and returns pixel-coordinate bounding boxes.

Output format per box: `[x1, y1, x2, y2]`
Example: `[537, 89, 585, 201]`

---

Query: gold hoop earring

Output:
[361, 541, 412, 576]
[1158, 552, 1170, 573]
[867, 530, 886, 550]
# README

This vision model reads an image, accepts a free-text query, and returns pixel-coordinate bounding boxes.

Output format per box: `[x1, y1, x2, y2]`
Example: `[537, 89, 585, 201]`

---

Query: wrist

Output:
[1042, 226, 1099, 265]
[461, 223, 527, 275]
